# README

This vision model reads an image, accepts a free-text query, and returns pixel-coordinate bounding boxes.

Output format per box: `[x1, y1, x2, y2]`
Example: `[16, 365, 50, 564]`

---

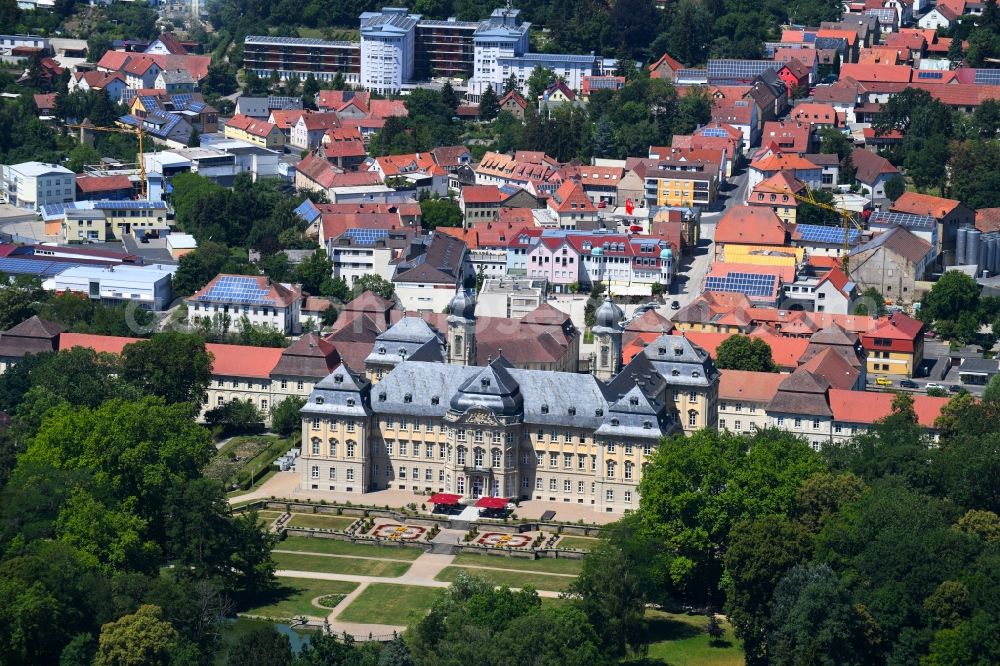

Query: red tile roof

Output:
[369, 99, 408, 118]
[76, 175, 133, 193]
[547, 180, 596, 214]
[317, 90, 371, 113]
[461, 185, 504, 204]
[715, 206, 792, 246]
[650, 52, 684, 76]
[976, 207, 1000, 233]
[719, 368, 788, 402]
[226, 114, 278, 138]
[891, 192, 962, 218]
[839, 63, 913, 83]
[299, 113, 341, 131]
[760, 121, 812, 153]
[828, 388, 949, 427]
[268, 109, 308, 129]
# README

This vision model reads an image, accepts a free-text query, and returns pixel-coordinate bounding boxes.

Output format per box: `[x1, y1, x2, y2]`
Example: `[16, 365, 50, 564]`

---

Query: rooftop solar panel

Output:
[195, 276, 276, 305]
[343, 228, 389, 245]
[917, 71, 943, 80]
[974, 69, 1000, 85]
[0, 257, 72, 277]
[707, 59, 777, 81]
[705, 271, 777, 298]
[795, 224, 860, 244]
[869, 211, 935, 229]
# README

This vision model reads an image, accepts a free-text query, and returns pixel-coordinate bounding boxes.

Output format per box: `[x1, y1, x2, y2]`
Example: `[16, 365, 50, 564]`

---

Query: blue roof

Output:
[0, 257, 73, 277]
[795, 224, 860, 245]
[294, 199, 321, 224]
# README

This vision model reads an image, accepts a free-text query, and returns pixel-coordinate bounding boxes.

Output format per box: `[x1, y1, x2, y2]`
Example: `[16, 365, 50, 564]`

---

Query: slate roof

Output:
[849, 226, 933, 264]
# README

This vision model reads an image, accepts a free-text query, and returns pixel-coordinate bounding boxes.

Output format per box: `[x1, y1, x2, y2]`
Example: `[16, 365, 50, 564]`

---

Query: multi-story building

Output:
[242, 36, 361, 85]
[468, 7, 530, 99]
[717, 369, 784, 434]
[643, 159, 719, 209]
[392, 233, 472, 313]
[300, 292, 701, 513]
[415, 18, 478, 79]
[187, 274, 302, 335]
[2, 161, 75, 211]
[326, 227, 417, 287]
[861, 311, 924, 378]
[360, 8, 421, 94]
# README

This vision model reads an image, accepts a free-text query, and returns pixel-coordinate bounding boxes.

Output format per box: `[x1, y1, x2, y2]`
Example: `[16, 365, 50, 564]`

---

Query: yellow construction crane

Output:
[758, 184, 866, 271]
[66, 122, 148, 199]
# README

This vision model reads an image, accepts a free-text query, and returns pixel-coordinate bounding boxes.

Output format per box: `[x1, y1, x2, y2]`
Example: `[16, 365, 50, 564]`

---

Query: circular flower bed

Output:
[476, 532, 532, 549]
[371, 523, 427, 540]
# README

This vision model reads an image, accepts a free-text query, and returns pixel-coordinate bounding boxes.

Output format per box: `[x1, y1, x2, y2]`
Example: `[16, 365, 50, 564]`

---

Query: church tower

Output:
[592, 295, 624, 381]
[447, 289, 477, 365]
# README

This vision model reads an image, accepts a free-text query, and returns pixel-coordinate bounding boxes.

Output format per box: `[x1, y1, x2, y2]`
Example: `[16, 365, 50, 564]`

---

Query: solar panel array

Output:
[869, 211, 935, 229]
[0, 257, 72, 277]
[701, 127, 729, 138]
[195, 276, 275, 305]
[343, 228, 389, 245]
[796, 224, 860, 244]
[587, 77, 623, 90]
[917, 71, 944, 80]
[974, 69, 1000, 85]
[705, 271, 777, 298]
[707, 60, 777, 80]
[96, 200, 167, 210]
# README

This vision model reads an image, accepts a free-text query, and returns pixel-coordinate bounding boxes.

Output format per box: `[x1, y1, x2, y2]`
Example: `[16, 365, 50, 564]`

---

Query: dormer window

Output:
[674, 347, 683, 356]
[399, 348, 407, 358]
[658, 346, 666, 355]
[334, 375, 343, 384]
[671, 369, 680, 376]
[431, 396, 440, 405]
[541, 404, 549, 414]
[692, 370, 700, 377]
[643, 420, 652, 429]
[378, 346, 386, 354]
[346, 398, 355, 407]
[595, 408, 603, 416]
[610, 418, 619, 426]
[481, 377, 491, 388]
[378, 392, 386, 401]
[404, 393, 412, 403]
[629, 396, 639, 406]
[568, 406, 576, 415]
[316, 396, 325, 404]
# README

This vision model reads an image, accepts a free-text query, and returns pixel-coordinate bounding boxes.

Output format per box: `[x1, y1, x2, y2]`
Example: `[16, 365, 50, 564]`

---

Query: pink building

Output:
[526, 236, 581, 289]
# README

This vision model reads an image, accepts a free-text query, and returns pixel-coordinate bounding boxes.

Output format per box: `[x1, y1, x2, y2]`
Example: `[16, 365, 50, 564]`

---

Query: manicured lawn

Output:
[278, 536, 423, 560]
[629, 610, 744, 666]
[556, 535, 601, 551]
[239, 578, 358, 621]
[286, 513, 356, 531]
[272, 552, 411, 577]
[256, 511, 284, 527]
[452, 552, 584, 575]
[337, 584, 442, 626]
[435, 566, 573, 592]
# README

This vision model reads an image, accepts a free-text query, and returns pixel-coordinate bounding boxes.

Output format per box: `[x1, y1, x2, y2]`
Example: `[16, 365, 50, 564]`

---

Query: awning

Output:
[475, 497, 509, 510]
[428, 493, 462, 505]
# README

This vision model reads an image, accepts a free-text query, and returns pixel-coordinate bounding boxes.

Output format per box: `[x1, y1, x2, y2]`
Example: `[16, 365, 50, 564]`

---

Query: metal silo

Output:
[991, 236, 1000, 275]
[957, 227, 968, 265]
[968, 229, 982, 268]
[985, 237, 994, 276]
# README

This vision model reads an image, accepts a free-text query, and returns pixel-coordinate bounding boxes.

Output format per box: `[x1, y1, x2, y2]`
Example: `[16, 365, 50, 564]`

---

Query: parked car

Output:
[923, 331, 936, 339]
[899, 379, 919, 389]
[875, 377, 893, 387]
[925, 382, 947, 391]
[670, 300, 681, 310]
[949, 384, 964, 393]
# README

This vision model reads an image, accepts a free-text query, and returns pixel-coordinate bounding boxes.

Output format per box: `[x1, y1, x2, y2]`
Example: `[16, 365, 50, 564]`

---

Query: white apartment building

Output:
[359, 8, 421, 94]
[468, 7, 530, 99]
[186, 274, 303, 335]
[2, 162, 75, 211]
[327, 227, 416, 287]
[495, 52, 596, 98]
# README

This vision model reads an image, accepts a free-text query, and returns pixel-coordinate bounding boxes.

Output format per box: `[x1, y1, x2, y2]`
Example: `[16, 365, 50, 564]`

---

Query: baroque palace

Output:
[299, 291, 719, 513]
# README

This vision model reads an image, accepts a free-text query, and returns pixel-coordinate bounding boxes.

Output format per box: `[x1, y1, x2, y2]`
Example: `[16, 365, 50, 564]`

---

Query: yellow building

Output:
[224, 114, 285, 150]
[644, 161, 718, 208]
[718, 244, 804, 268]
